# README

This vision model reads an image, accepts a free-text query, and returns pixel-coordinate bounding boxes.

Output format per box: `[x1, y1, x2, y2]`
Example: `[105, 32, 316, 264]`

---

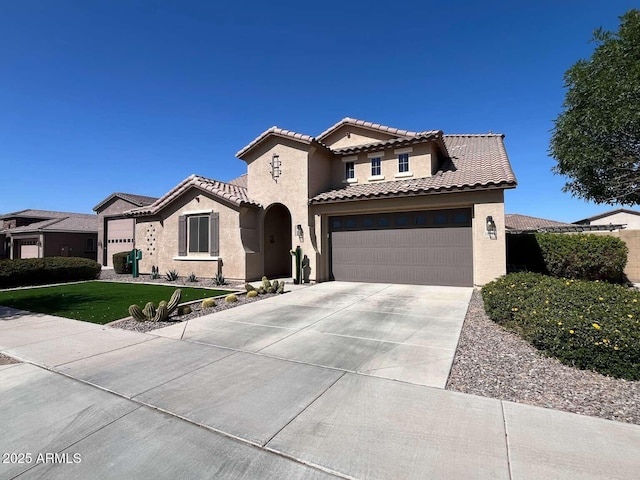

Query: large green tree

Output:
[550, 9, 640, 205]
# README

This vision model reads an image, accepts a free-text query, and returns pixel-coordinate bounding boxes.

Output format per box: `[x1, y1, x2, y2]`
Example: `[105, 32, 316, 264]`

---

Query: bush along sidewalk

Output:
[482, 272, 640, 380]
[0, 257, 101, 288]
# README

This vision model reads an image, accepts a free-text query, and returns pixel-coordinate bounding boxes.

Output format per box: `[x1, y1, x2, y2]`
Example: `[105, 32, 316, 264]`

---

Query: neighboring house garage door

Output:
[106, 218, 135, 266]
[19, 240, 39, 259]
[330, 208, 473, 286]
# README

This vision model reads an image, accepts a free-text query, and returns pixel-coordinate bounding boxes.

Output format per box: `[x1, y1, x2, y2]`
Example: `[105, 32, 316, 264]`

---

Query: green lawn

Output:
[0, 281, 234, 324]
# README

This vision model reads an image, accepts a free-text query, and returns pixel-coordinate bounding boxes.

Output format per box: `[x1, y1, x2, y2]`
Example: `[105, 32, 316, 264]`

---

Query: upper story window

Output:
[398, 153, 410, 173]
[345, 161, 355, 179]
[188, 215, 209, 253]
[371, 157, 381, 176]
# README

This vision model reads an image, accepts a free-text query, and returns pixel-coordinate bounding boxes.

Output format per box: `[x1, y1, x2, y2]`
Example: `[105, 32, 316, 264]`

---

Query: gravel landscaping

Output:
[100, 270, 281, 334]
[447, 289, 640, 426]
[0, 353, 19, 365]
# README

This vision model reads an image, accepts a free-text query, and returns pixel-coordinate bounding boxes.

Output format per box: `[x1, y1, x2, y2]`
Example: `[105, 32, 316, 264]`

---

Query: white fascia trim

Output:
[342, 155, 358, 163]
[367, 151, 385, 159]
[342, 178, 359, 184]
[181, 209, 213, 215]
[173, 256, 220, 261]
[394, 147, 413, 154]
[394, 171, 414, 178]
[367, 175, 385, 181]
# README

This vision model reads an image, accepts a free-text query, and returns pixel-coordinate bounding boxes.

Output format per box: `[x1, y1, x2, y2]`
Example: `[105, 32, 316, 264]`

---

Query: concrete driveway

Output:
[153, 281, 473, 388]
[2, 282, 640, 479]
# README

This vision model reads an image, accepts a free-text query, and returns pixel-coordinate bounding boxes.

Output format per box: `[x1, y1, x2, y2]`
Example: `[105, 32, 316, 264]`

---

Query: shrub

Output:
[165, 270, 179, 281]
[112, 252, 131, 274]
[224, 294, 238, 303]
[214, 272, 227, 286]
[482, 272, 640, 380]
[507, 233, 627, 282]
[201, 298, 216, 309]
[0, 257, 101, 288]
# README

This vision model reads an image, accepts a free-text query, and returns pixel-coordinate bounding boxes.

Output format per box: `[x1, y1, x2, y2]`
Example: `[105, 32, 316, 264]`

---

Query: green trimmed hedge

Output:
[508, 233, 627, 282]
[112, 251, 131, 274]
[482, 272, 640, 380]
[0, 257, 102, 289]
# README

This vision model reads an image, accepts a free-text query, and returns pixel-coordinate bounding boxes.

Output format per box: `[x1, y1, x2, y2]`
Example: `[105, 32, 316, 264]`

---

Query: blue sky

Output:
[1, 0, 637, 222]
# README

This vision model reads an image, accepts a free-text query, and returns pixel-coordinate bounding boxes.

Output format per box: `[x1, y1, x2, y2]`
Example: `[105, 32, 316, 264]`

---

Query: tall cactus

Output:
[167, 289, 181, 314]
[153, 304, 169, 322]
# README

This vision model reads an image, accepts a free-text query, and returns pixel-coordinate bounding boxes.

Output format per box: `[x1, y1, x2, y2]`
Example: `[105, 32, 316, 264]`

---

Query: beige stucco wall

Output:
[135, 188, 246, 280]
[243, 137, 321, 281]
[330, 143, 435, 188]
[589, 212, 640, 229]
[320, 125, 397, 149]
[311, 189, 507, 286]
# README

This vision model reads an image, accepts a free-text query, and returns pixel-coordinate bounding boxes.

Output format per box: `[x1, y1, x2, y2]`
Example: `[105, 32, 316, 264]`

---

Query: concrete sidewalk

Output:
[1, 284, 640, 479]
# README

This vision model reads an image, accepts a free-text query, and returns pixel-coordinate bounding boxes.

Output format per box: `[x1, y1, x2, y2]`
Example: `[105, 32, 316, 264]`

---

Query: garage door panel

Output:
[106, 218, 135, 267]
[331, 224, 473, 287]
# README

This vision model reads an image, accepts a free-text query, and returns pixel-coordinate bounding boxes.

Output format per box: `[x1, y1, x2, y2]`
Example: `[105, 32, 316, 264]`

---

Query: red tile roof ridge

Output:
[317, 117, 419, 140]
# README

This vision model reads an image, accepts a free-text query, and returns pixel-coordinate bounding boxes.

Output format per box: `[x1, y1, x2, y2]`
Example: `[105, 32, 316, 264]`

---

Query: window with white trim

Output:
[398, 153, 409, 173]
[345, 161, 355, 179]
[188, 215, 210, 253]
[371, 157, 381, 176]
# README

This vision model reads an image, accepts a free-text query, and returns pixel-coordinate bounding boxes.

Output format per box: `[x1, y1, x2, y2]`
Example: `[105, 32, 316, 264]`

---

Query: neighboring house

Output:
[574, 208, 640, 230]
[0, 209, 98, 260]
[505, 213, 625, 233]
[127, 118, 517, 287]
[93, 192, 158, 267]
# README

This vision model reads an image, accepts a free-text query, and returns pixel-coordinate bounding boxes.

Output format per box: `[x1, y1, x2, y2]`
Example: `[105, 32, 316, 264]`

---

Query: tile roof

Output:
[236, 127, 329, 158]
[127, 174, 260, 216]
[331, 131, 447, 156]
[317, 117, 419, 141]
[93, 192, 158, 212]
[505, 214, 572, 231]
[5, 214, 98, 233]
[0, 209, 84, 220]
[310, 134, 517, 204]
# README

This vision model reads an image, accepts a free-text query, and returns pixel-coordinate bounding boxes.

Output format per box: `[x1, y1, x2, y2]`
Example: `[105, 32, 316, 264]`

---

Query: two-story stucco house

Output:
[127, 118, 517, 286]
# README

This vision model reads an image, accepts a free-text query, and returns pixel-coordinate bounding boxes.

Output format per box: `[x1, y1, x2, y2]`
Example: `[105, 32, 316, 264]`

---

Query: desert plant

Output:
[257, 286, 266, 294]
[225, 294, 238, 303]
[201, 297, 216, 309]
[128, 289, 182, 322]
[277, 282, 284, 294]
[150, 266, 160, 279]
[165, 269, 179, 281]
[187, 272, 198, 282]
[245, 283, 256, 292]
[247, 290, 258, 298]
[214, 272, 227, 286]
[261, 276, 271, 290]
[177, 305, 192, 315]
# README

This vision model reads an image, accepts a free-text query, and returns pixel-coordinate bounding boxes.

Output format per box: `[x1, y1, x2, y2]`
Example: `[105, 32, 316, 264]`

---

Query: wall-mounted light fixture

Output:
[296, 224, 304, 242]
[270, 153, 281, 182]
[485, 215, 497, 239]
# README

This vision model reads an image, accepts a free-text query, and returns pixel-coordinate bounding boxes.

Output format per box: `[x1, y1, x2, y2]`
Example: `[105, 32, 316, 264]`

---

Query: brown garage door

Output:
[106, 218, 135, 267]
[330, 209, 473, 286]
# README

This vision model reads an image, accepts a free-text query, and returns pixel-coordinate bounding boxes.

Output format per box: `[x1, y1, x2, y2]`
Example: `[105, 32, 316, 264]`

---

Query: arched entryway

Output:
[263, 203, 292, 278]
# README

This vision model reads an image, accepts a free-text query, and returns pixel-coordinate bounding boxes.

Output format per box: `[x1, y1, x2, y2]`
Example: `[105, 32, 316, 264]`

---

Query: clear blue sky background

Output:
[1, 0, 637, 222]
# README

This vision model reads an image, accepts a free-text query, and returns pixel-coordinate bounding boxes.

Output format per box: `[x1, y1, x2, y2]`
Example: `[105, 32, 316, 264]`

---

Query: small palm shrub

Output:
[482, 272, 640, 380]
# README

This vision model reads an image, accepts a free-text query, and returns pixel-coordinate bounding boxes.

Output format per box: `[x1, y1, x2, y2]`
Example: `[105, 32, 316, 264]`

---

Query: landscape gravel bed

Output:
[0, 353, 19, 365]
[447, 289, 640, 425]
[100, 270, 279, 333]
